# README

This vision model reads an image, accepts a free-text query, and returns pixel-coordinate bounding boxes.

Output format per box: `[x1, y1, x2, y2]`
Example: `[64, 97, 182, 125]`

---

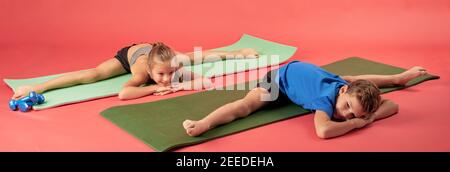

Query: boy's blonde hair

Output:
[346, 79, 381, 115]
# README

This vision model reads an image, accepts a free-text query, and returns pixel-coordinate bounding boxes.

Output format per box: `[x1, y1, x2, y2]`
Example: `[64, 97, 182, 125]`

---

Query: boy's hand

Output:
[351, 117, 374, 129]
[12, 85, 34, 100]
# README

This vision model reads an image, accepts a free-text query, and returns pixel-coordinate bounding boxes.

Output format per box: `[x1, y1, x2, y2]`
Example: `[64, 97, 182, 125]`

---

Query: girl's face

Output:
[147, 61, 179, 87]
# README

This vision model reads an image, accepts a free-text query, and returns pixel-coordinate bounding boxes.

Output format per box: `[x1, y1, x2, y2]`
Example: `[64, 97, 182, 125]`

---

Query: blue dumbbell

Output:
[17, 100, 32, 112]
[9, 98, 33, 112]
[8, 91, 45, 112]
[29, 91, 40, 104]
[37, 94, 45, 104]
[8, 100, 18, 111]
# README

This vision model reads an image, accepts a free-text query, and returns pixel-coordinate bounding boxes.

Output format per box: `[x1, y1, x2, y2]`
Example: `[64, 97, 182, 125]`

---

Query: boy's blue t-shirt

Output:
[275, 61, 348, 118]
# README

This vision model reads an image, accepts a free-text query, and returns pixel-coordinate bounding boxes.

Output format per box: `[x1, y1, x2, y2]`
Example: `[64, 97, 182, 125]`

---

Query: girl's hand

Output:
[170, 82, 185, 92]
[154, 86, 172, 93]
[153, 90, 172, 96]
[153, 84, 184, 96]
[12, 85, 34, 100]
[153, 85, 175, 96]
[174, 79, 211, 91]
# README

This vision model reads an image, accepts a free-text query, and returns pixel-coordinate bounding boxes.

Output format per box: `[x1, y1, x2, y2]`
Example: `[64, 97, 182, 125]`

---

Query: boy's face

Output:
[334, 85, 368, 120]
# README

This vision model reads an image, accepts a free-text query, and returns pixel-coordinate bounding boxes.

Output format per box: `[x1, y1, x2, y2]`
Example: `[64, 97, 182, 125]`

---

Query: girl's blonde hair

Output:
[147, 42, 177, 67]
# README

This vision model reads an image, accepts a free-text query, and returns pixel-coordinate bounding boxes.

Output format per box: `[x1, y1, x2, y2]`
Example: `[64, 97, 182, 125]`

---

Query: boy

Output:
[183, 60, 426, 138]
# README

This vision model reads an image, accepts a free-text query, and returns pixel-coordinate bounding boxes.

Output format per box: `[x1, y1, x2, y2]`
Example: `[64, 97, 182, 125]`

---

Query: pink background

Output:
[0, 0, 449, 151]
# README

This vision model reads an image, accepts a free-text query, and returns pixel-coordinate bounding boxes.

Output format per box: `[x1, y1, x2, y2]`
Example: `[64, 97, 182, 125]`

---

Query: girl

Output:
[12, 42, 258, 100]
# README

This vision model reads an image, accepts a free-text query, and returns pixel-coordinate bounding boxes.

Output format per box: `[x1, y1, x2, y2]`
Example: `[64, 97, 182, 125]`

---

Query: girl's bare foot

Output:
[396, 66, 427, 85]
[12, 85, 34, 100]
[183, 119, 211, 136]
[237, 48, 259, 58]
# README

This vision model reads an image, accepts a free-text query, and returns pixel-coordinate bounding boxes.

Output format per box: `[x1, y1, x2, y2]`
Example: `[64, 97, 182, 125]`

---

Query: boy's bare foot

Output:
[238, 48, 259, 58]
[396, 66, 427, 86]
[183, 119, 211, 136]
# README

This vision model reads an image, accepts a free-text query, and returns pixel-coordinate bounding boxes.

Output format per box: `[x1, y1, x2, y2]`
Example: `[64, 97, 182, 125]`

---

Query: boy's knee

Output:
[254, 87, 269, 95]
[254, 87, 277, 102]
[236, 100, 252, 118]
[244, 99, 255, 112]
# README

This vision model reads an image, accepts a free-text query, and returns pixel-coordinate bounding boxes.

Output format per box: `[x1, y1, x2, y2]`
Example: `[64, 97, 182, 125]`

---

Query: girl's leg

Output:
[12, 58, 127, 99]
[182, 48, 259, 64]
[341, 66, 427, 87]
[183, 87, 270, 136]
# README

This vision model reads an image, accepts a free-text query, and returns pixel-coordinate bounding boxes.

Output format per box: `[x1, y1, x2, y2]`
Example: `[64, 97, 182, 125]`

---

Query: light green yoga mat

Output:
[3, 34, 297, 110]
[100, 57, 440, 152]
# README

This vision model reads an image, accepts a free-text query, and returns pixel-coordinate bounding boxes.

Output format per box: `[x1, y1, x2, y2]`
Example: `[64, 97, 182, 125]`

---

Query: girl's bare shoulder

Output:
[128, 43, 152, 55]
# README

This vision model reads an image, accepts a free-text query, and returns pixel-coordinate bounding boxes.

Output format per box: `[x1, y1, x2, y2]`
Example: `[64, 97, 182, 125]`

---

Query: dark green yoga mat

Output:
[101, 57, 439, 152]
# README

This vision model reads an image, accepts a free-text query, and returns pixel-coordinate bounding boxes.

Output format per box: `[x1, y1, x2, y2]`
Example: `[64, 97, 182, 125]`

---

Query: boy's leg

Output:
[183, 87, 271, 136]
[341, 66, 427, 87]
[12, 58, 127, 99]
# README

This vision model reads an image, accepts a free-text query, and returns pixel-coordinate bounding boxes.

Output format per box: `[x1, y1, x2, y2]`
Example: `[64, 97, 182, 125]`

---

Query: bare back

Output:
[126, 43, 152, 79]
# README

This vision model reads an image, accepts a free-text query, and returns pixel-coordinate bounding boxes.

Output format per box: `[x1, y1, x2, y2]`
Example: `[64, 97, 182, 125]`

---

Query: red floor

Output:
[1, 0, 449, 151]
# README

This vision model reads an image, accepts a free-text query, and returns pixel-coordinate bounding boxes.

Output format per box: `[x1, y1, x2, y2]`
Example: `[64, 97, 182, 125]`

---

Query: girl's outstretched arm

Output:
[118, 74, 170, 100]
[118, 84, 171, 100]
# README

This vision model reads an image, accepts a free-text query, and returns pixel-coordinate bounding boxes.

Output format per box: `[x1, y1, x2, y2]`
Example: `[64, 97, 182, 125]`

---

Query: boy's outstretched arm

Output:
[371, 99, 399, 121]
[314, 110, 371, 139]
[314, 99, 399, 139]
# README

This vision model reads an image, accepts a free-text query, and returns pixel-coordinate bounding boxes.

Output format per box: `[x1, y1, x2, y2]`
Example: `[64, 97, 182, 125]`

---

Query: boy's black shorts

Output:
[256, 69, 291, 106]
